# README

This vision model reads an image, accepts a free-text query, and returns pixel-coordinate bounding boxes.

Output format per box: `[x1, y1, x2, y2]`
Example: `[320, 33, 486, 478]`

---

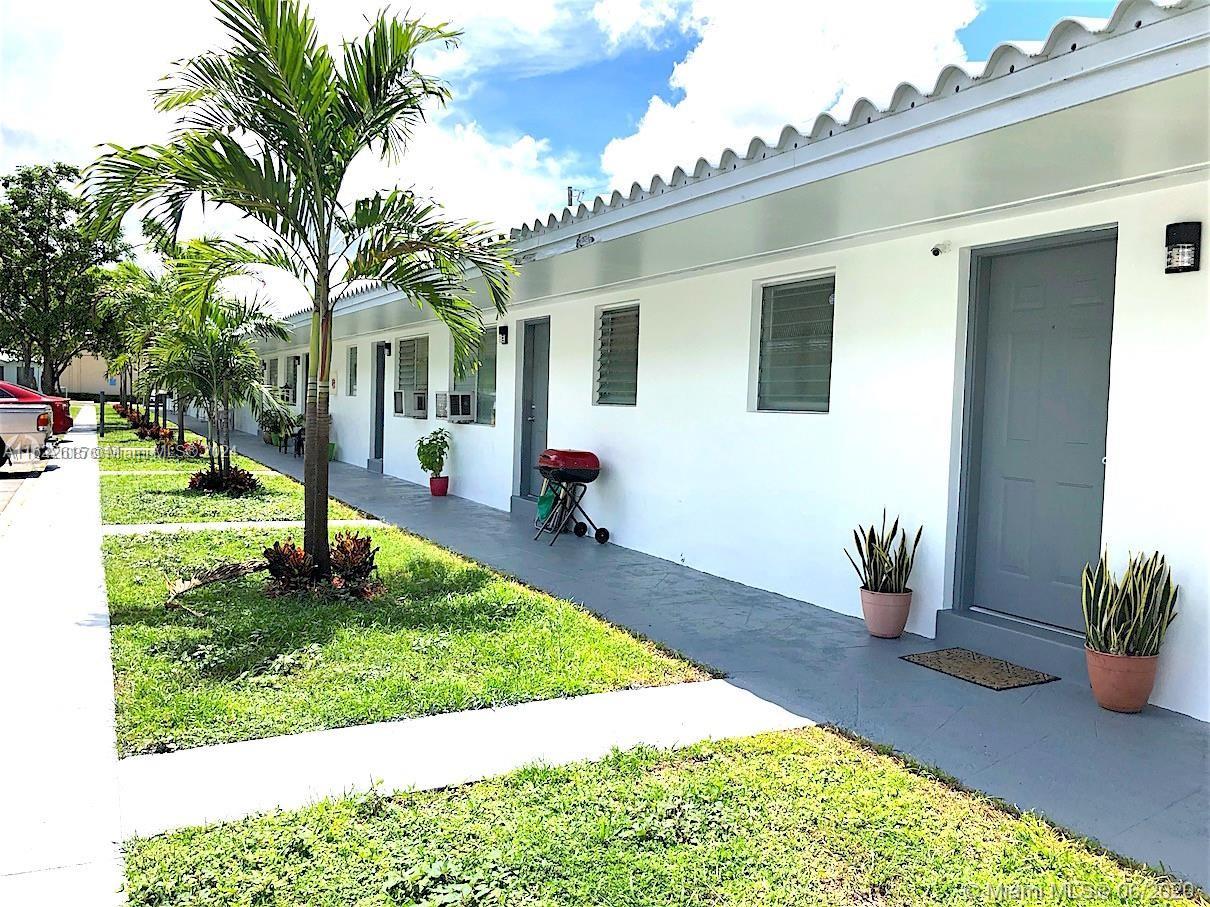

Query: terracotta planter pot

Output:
[859, 588, 913, 638]
[429, 475, 449, 497]
[1085, 648, 1158, 713]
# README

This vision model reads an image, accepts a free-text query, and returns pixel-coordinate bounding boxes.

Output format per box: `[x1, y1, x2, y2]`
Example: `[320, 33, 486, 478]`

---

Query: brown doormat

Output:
[901, 647, 1059, 691]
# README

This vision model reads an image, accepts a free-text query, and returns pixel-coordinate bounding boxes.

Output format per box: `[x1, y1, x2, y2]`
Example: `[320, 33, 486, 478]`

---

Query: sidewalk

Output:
[119, 680, 808, 837]
[0, 407, 124, 904]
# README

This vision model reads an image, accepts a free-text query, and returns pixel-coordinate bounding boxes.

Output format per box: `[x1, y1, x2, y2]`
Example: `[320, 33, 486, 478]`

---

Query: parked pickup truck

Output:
[0, 403, 53, 465]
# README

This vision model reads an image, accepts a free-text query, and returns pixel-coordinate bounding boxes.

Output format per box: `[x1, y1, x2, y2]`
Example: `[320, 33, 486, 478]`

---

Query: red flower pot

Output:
[429, 475, 449, 496]
[859, 588, 913, 638]
[1085, 648, 1159, 713]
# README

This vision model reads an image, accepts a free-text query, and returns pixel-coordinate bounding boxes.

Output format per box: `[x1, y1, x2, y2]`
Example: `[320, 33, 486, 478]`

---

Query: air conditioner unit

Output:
[412, 391, 427, 418]
[447, 392, 474, 423]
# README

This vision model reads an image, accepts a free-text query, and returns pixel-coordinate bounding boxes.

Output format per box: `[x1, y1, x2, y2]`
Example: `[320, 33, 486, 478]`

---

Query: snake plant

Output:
[844, 511, 923, 594]
[1082, 551, 1179, 657]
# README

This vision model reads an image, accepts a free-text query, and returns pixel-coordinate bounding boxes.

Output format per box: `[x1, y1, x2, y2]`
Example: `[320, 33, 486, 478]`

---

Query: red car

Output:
[0, 381, 73, 436]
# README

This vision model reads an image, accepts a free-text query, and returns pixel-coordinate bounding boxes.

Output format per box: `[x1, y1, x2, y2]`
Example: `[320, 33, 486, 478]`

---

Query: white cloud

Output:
[591, 0, 681, 47]
[600, 0, 981, 191]
[0, 0, 597, 313]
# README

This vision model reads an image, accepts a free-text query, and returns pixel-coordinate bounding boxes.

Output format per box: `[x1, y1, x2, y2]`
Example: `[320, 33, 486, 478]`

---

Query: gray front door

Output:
[969, 238, 1116, 631]
[519, 319, 550, 498]
[369, 342, 387, 471]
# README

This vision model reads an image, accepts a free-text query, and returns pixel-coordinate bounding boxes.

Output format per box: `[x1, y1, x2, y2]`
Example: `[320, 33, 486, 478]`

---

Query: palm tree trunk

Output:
[303, 297, 331, 573]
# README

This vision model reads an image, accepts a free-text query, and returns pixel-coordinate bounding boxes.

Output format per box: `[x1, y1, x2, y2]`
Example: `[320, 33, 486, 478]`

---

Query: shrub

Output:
[1082, 551, 1180, 657]
[263, 539, 315, 592]
[416, 428, 452, 477]
[844, 510, 922, 594]
[330, 530, 383, 597]
[188, 466, 261, 496]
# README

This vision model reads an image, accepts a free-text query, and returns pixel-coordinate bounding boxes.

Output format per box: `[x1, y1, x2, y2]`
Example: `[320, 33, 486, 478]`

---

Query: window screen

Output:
[268, 358, 279, 388]
[395, 337, 428, 415]
[452, 329, 497, 425]
[757, 277, 835, 412]
[347, 346, 358, 396]
[595, 304, 639, 405]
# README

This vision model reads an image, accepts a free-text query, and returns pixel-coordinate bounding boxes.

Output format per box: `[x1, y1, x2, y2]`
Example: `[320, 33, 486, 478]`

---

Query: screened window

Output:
[268, 358, 279, 388]
[452, 329, 497, 425]
[757, 277, 835, 412]
[347, 346, 358, 396]
[595, 304, 639, 405]
[394, 336, 429, 416]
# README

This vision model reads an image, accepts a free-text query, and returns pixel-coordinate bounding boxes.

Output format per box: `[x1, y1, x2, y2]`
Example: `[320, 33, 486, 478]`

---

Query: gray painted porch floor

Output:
[220, 428, 1208, 887]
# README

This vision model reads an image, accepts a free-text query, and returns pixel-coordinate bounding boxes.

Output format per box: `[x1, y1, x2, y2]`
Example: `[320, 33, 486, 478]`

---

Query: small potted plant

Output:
[416, 428, 452, 496]
[1082, 551, 1179, 713]
[844, 511, 922, 638]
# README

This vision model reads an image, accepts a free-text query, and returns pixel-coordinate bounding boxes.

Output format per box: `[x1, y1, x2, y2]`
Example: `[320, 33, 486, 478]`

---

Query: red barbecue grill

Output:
[533, 449, 610, 545]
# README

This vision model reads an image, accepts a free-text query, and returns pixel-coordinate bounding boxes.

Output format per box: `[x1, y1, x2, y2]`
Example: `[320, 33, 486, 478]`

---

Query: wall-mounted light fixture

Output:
[381, 340, 391, 356]
[498, 324, 509, 346]
[1165, 222, 1201, 274]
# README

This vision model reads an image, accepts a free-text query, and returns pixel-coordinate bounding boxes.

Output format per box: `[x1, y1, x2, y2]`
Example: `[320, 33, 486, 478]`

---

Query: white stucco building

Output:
[248, 0, 1210, 720]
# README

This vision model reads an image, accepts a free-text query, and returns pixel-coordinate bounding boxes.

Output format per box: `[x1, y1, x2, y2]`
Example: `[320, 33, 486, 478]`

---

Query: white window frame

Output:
[448, 325, 497, 426]
[593, 301, 640, 407]
[747, 270, 836, 414]
[346, 345, 358, 396]
[393, 334, 429, 418]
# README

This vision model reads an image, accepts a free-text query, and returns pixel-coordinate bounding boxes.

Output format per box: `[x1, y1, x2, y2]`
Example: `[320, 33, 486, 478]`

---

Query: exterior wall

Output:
[0, 360, 41, 387]
[260, 174, 1208, 720]
[58, 355, 116, 397]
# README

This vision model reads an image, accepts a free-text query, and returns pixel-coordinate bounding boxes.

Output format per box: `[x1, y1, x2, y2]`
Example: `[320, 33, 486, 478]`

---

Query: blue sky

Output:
[440, 1, 1120, 209]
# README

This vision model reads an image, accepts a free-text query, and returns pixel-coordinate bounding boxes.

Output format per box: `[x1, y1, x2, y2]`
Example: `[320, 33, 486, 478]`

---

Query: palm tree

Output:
[99, 260, 176, 414]
[142, 287, 290, 481]
[84, 0, 513, 570]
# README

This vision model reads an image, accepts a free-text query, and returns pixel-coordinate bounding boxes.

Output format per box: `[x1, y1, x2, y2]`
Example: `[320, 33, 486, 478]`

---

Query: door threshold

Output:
[935, 609, 1087, 681]
[969, 607, 1084, 640]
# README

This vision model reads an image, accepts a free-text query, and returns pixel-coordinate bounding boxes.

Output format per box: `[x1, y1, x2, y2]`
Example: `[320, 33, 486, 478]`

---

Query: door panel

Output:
[520, 320, 550, 499]
[970, 239, 1115, 631]
[370, 342, 386, 467]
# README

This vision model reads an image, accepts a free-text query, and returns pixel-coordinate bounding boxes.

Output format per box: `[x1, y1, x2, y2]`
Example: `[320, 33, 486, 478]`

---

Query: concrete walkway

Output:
[222, 426, 1210, 887]
[102, 518, 382, 535]
[119, 680, 807, 837]
[0, 407, 124, 904]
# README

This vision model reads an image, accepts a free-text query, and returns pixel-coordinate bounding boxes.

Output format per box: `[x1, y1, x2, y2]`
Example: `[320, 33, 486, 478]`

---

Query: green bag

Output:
[536, 483, 557, 523]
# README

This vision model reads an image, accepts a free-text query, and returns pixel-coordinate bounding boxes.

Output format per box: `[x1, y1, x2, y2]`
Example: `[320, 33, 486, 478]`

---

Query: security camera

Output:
[930, 241, 951, 257]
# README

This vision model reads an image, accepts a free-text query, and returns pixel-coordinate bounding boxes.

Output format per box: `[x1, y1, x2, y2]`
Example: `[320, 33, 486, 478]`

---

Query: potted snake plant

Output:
[844, 512, 923, 638]
[1082, 551, 1179, 713]
[416, 428, 452, 496]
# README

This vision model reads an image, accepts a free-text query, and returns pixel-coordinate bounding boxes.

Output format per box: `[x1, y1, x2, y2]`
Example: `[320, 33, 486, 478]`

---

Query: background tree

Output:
[0, 163, 124, 392]
[85, 0, 513, 572]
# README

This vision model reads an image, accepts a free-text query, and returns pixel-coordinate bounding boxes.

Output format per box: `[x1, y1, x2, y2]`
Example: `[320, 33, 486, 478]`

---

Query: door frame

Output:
[951, 225, 1118, 619]
[512, 316, 550, 499]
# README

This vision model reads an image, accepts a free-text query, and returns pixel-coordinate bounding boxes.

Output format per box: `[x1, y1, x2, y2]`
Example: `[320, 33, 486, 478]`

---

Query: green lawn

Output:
[100, 472, 360, 524]
[122, 729, 1197, 907]
[106, 527, 704, 755]
[98, 426, 264, 474]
